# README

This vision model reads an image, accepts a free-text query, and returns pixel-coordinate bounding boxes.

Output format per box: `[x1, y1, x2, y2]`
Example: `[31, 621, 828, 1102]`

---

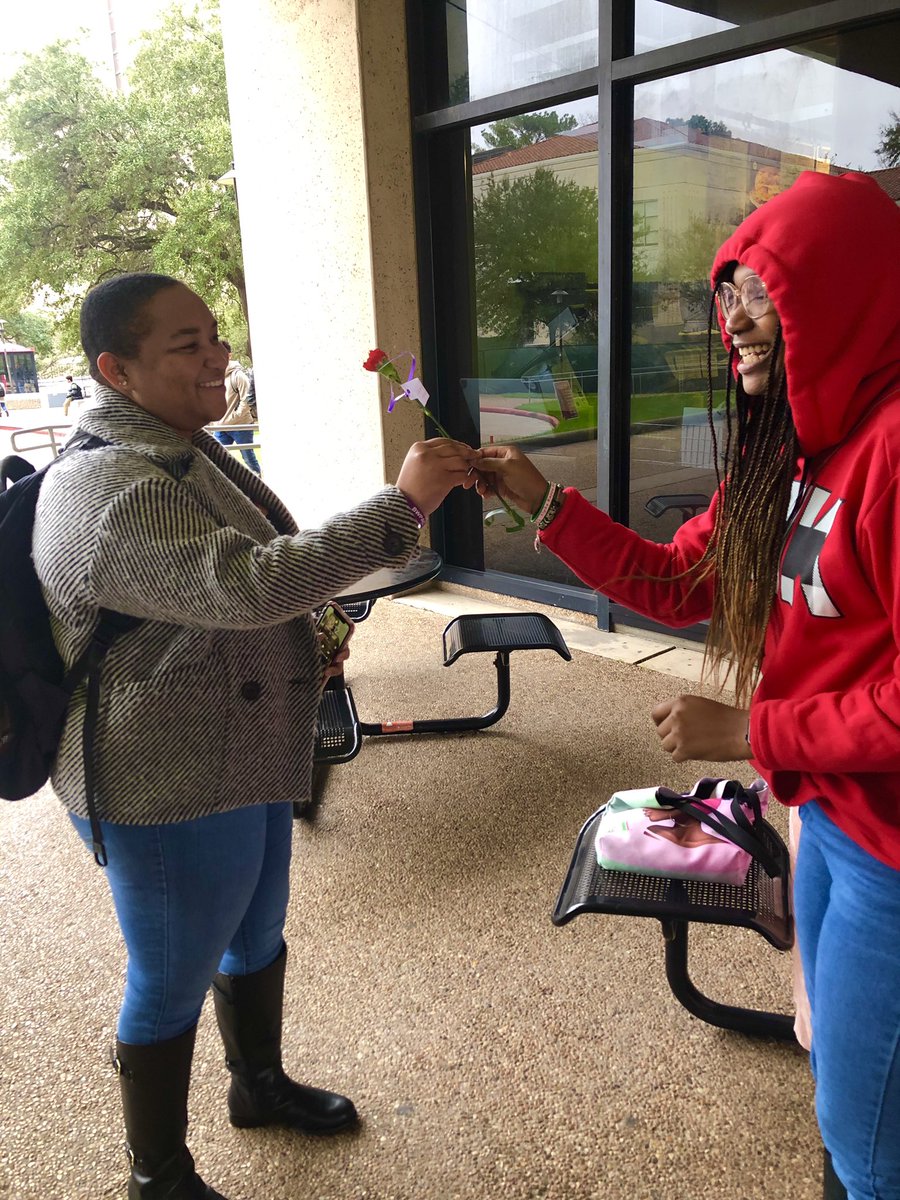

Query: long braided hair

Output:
[693, 274, 800, 706]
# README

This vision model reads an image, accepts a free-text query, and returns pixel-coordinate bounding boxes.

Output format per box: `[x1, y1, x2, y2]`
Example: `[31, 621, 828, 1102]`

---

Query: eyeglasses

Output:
[715, 276, 772, 321]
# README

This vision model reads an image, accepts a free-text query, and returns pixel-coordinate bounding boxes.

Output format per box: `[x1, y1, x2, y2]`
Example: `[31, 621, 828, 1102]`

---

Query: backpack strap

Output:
[53, 435, 143, 867]
[76, 613, 141, 866]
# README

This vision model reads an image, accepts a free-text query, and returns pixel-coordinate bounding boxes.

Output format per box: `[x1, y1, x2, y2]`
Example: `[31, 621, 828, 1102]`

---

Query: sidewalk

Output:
[1, 592, 813, 1200]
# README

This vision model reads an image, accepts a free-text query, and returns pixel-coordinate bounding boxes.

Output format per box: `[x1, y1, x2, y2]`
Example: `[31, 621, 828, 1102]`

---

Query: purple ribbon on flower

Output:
[386, 354, 417, 413]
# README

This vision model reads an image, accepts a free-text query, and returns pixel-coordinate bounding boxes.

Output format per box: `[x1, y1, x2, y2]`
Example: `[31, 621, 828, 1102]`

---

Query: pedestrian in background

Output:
[209, 339, 260, 473]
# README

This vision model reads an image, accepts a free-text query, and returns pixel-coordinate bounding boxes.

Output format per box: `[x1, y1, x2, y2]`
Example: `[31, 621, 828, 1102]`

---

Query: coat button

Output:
[383, 529, 403, 556]
[240, 681, 262, 701]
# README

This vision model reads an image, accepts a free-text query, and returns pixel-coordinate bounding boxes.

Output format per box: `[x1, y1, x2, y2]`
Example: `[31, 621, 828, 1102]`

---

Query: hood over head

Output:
[711, 171, 900, 457]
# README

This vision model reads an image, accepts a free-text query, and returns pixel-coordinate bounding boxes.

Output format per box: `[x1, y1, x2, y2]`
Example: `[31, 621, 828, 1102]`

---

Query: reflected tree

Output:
[473, 167, 597, 345]
[480, 111, 578, 150]
[877, 111, 900, 167]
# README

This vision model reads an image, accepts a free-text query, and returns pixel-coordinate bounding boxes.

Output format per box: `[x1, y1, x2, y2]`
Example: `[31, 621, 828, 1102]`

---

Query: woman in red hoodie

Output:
[476, 171, 900, 1200]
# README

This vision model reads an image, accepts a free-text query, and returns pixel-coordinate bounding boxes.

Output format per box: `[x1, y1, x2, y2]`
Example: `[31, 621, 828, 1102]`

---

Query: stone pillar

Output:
[220, 0, 422, 527]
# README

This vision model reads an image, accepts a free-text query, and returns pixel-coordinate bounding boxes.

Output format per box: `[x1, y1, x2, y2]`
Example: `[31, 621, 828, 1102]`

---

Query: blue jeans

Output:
[214, 428, 261, 474]
[795, 801, 900, 1200]
[69, 801, 293, 1044]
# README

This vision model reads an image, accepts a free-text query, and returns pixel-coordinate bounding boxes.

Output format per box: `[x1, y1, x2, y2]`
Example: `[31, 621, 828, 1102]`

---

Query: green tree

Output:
[0, 1, 245, 355]
[877, 111, 900, 167]
[480, 111, 578, 150]
[659, 213, 740, 286]
[657, 212, 741, 331]
[473, 167, 598, 344]
[667, 114, 733, 139]
[1, 311, 54, 360]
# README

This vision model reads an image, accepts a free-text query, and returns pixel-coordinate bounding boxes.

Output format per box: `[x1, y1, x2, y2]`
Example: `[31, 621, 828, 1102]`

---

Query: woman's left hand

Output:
[322, 644, 351, 683]
[651, 695, 752, 763]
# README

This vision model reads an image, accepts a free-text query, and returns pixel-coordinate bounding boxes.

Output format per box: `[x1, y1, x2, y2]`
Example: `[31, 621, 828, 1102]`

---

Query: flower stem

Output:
[419, 403, 525, 532]
[381, 370, 525, 533]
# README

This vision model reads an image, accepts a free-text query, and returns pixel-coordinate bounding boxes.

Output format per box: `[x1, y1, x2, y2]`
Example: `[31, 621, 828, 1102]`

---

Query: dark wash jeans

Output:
[70, 801, 292, 1044]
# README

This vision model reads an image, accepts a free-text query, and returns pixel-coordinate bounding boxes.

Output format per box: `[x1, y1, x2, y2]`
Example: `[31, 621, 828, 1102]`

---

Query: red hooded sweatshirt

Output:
[542, 171, 900, 868]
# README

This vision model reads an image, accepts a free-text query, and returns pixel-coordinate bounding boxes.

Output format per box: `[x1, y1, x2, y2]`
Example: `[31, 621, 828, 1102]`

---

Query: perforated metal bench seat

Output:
[313, 682, 361, 765]
[336, 598, 374, 623]
[299, 611, 572, 820]
[442, 611, 571, 665]
[358, 612, 572, 738]
[553, 804, 796, 1040]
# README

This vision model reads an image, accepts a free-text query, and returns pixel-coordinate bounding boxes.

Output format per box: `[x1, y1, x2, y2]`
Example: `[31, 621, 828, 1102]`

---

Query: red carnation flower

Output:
[361, 344, 524, 531]
[363, 348, 388, 372]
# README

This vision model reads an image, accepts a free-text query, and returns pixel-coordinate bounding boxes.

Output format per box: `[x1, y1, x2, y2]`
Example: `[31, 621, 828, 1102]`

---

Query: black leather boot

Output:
[823, 1149, 849, 1200]
[212, 943, 358, 1135]
[115, 1025, 228, 1200]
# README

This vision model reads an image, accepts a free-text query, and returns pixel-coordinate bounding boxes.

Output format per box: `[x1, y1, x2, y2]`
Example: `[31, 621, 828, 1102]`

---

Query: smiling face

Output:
[97, 283, 229, 435]
[723, 263, 784, 397]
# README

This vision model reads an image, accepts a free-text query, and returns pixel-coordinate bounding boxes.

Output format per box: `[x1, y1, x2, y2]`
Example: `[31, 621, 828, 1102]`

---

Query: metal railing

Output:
[208, 422, 261, 451]
[9, 422, 262, 461]
[10, 423, 73, 460]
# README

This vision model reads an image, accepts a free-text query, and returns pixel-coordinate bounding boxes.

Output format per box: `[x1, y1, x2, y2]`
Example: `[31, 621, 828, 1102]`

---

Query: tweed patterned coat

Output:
[32, 386, 421, 825]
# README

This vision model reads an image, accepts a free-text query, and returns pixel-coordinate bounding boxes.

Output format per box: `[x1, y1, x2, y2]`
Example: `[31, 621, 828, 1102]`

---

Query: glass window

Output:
[629, 19, 900, 545]
[442, 1, 599, 105]
[466, 100, 599, 584]
[633, 2, 837, 54]
[0, 350, 38, 393]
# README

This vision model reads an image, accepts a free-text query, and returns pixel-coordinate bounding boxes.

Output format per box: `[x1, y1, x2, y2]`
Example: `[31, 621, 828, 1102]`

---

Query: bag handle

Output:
[655, 782, 781, 878]
[684, 776, 764, 823]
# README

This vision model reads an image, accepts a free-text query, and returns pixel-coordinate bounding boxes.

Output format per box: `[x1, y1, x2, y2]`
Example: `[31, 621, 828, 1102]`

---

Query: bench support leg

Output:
[662, 919, 797, 1041]
[359, 653, 511, 737]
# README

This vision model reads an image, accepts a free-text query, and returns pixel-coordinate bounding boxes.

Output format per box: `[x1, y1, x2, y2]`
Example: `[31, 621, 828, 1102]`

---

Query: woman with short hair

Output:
[32, 272, 476, 1200]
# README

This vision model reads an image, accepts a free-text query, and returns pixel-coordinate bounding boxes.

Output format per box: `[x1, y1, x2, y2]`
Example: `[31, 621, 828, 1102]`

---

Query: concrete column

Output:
[220, 0, 422, 527]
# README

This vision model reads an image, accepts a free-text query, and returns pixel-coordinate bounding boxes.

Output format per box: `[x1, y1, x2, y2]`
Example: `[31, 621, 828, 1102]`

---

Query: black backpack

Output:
[0, 435, 141, 865]
[245, 368, 257, 421]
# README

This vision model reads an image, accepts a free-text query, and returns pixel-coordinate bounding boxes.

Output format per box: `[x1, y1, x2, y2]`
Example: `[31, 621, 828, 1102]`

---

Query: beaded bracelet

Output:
[532, 483, 565, 551]
[538, 483, 565, 529]
[530, 481, 551, 524]
[532, 481, 560, 527]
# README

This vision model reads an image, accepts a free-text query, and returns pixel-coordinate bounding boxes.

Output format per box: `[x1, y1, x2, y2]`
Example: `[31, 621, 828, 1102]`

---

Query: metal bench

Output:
[553, 802, 795, 1040]
[645, 493, 709, 522]
[296, 612, 571, 818]
[359, 612, 571, 738]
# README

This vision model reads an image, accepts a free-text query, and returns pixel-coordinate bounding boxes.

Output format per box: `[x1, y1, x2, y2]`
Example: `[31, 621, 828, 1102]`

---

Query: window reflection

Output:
[469, 102, 598, 583]
[633, 2, 837, 55]
[630, 24, 900, 544]
[445, 1, 599, 105]
[634, 0, 733, 53]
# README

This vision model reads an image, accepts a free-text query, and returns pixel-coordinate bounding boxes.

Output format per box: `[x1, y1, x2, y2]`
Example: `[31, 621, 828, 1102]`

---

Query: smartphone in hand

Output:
[315, 602, 354, 665]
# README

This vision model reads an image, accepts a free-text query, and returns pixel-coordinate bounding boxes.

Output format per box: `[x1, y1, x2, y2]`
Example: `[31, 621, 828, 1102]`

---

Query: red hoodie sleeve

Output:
[750, 476, 900, 773]
[540, 488, 718, 627]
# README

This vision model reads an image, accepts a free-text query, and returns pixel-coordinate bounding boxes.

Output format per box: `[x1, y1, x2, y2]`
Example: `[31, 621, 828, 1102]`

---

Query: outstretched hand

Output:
[651, 695, 753, 764]
[472, 445, 549, 516]
[397, 438, 479, 517]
